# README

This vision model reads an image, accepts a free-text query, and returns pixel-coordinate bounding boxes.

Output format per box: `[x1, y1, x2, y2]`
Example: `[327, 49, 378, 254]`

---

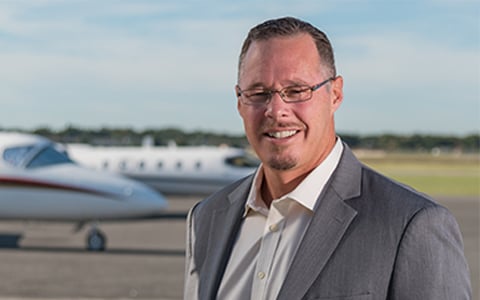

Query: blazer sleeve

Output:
[184, 205, 199, 300]
[389, 204, 472, 299]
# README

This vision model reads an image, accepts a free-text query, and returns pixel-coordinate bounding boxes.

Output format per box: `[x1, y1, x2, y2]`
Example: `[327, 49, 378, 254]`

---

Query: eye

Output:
[284, 86, 309, 97]
[247, 90, 269, 97]
[243, 90, 270, 103]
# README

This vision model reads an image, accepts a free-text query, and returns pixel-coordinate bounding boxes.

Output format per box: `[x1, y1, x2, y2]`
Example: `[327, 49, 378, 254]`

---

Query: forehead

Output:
[239, 34, 322, 86]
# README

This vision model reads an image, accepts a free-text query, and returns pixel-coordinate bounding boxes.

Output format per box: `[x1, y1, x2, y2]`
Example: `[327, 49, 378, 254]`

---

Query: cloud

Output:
[336, 32, 479, 89]
[333, 32, 479, 134]
[0, 0, 478, 134]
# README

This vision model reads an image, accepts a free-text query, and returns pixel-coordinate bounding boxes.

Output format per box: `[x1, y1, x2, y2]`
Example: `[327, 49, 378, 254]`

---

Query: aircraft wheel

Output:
[86, 229, 106, 251]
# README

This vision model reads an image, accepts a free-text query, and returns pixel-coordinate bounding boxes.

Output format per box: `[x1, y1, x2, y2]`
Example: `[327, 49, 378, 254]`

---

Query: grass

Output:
[357, 152, 480, 197]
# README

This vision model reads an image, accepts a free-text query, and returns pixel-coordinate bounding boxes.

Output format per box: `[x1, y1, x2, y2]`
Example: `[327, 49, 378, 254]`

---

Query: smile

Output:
[266, 130, 298, 139]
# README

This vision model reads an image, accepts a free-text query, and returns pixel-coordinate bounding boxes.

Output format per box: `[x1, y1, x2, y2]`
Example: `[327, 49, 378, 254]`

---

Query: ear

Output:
[235, 85, 242, 98]
[235, 85, 242, 112]
[330, 76, 344, 112]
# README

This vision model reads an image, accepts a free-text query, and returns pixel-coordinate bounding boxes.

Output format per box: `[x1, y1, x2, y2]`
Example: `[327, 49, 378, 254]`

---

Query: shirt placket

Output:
[251, 201, 286, 300]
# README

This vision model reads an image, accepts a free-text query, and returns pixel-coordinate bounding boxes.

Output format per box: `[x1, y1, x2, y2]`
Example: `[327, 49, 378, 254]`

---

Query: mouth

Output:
[265, 130, 299, 139]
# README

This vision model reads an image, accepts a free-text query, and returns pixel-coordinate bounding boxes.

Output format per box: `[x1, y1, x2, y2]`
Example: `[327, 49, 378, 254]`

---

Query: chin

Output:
[267, 155, 298, 171]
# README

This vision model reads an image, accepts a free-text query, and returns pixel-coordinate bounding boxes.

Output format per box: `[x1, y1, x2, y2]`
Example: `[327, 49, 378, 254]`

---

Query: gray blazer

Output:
[187, 144, 471, 299]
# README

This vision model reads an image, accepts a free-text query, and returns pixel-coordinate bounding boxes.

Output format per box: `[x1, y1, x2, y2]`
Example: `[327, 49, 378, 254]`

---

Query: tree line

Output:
[4, 126, 479, 153]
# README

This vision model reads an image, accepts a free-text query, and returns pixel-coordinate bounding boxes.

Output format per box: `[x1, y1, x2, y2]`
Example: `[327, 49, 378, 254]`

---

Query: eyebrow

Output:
[242, 79, 311, 90]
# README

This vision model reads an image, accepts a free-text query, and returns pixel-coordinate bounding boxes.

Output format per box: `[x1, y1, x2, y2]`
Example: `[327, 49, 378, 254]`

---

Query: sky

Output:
[0, 0, 479, 136]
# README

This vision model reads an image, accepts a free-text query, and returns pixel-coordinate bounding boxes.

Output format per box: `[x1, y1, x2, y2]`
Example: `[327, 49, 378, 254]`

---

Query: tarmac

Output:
[0, 195, 478, 300]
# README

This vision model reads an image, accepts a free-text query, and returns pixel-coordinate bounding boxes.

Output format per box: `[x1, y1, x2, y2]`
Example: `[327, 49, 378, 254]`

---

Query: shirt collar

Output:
[244, 138, 344, 217]
[244, 166, 269, 217]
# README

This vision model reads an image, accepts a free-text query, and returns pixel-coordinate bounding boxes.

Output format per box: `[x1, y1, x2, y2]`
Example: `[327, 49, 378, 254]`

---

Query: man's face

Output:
[237, 33, 343, 175]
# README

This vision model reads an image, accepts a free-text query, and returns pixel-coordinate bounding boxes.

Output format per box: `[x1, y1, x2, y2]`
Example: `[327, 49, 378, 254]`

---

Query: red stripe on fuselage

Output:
[0, 176, 120, 200]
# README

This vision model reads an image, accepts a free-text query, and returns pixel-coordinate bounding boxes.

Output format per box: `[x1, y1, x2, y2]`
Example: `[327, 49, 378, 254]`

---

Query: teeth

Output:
[268, 130, 297, 139]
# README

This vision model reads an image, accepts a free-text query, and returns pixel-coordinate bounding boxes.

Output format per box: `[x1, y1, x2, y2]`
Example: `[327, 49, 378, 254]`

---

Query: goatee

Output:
[267, 155, 297, 170]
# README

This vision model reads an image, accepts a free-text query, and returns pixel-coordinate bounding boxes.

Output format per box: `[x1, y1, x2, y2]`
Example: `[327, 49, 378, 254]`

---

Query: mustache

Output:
[260, 121, 306, 132]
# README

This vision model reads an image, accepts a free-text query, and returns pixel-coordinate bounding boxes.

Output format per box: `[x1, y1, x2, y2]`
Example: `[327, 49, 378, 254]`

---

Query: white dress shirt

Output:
[185, 139, 343, 300]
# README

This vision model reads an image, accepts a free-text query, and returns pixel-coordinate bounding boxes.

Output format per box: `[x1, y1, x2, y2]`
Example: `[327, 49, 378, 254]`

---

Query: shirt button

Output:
[258, 272, 266, 280]
[269, 224, 278, 232]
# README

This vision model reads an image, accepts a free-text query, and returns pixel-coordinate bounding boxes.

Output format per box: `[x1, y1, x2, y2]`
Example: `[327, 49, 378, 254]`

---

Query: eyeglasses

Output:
[237, 77, 335, 105]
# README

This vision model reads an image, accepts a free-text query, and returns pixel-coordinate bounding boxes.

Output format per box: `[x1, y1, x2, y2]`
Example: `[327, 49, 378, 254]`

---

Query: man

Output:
[184, 17, 471, 299]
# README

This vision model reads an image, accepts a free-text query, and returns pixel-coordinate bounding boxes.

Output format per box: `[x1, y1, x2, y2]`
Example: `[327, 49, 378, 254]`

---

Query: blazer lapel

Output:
[199, 177, 252, 300]
[277, 144, 363, 300]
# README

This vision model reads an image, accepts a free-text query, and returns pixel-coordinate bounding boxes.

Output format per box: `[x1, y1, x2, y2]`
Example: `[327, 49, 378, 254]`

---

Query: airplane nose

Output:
[127, 181, 168, 212]
[122, 185, 134, 197]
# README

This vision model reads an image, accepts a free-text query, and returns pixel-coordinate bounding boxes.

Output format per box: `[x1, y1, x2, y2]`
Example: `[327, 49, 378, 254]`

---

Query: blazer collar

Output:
[277, 144, 362, 300]
[200, 144, 363, 300]
[199, 175, 253, 300]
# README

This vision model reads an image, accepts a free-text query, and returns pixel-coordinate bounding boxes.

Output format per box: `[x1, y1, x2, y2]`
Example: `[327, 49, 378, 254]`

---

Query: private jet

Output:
[67, 138, 259, 195]
[0, 132, 168, 251]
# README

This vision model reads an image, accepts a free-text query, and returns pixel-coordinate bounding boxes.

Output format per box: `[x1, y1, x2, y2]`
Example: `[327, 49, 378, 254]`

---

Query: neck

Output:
[260, 137, 338, 207]
[260, 168, 306, 207]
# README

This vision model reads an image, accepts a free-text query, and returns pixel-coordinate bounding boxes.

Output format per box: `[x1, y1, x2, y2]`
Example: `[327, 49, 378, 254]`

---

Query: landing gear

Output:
[86, 227, 107, 251]
[74, 221, 107, 251]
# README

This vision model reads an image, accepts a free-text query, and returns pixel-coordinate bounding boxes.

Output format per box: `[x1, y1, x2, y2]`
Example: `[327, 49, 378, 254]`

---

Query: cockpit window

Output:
[225, 153, 260, 168]
[26, 145, 73, 169]
[3, 145, 35, 167]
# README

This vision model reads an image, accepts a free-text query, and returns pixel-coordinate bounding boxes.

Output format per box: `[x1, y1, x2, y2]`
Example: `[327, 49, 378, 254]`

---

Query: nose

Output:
[265, 92, 290, 119]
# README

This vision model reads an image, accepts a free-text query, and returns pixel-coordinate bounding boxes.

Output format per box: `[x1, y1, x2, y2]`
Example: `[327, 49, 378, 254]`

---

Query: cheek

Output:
[302, 103, 332, 133]
[239, 111, 258, 143]
[240, 107, 263, 127]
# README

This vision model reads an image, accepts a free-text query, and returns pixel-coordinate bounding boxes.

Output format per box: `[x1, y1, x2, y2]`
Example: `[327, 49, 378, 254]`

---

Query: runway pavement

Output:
[0, 195, 478, 300]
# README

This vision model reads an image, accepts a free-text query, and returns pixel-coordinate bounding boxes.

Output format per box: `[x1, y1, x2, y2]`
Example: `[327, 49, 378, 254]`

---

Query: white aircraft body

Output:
[0, 132, 168, 250]
[67, 140, 259, 195]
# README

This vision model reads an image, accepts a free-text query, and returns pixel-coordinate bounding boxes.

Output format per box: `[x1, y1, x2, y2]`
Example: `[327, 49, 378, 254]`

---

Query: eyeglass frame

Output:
[236, 77, 335, 105]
